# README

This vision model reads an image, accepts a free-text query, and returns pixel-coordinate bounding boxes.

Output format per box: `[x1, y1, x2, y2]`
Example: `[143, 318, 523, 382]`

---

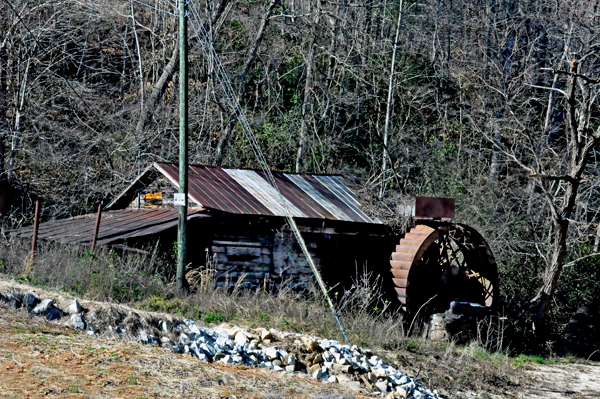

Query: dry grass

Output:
[1, 238, 595, 398]
[0, 238, 168, 303]
[0, 303, 367, 399]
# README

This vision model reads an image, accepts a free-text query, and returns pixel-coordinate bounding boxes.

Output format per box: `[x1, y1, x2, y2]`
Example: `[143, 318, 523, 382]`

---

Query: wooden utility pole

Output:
[176, 0, 189, 292]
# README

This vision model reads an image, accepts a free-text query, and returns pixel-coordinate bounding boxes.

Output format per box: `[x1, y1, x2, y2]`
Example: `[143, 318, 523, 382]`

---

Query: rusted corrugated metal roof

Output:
[153, 163, 381, 224]
[10, 208, 209, 246]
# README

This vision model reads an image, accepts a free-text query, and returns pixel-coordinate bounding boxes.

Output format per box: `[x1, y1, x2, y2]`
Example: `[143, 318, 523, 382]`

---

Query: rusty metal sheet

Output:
[156, 163, 274, 216]
[283, 173, 352, 221]
[223, 169, 305, 217]
[414, 196, 455, 220]
[192, 166, 273, 215]
[10, 208, 209, 246]
[266, 172, 336, 220]
[147, 163, 381, 224]
[310, 175, 379, 224]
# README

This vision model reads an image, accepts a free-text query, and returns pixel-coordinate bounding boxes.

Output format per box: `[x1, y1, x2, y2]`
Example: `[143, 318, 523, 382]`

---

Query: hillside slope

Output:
[1, 278, 599, 398]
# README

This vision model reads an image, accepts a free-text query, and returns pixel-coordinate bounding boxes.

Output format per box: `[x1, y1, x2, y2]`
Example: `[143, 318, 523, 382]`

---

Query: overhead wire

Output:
[131, 0, 176, 15]
[7, 0, 353, 345]
[185, 0, 352, 345]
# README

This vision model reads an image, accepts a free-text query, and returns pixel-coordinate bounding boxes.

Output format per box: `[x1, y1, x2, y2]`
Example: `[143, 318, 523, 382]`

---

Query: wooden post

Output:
[24, 199, 41, 276]
[176, 0, 189, 292]
[30, 199, 40, 262]
[91, 204, 102, 252]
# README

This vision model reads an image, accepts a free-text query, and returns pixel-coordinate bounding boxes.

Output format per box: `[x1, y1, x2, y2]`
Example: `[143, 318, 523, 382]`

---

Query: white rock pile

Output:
[0, 291, 443, 398]
[135, 319, 441, 398]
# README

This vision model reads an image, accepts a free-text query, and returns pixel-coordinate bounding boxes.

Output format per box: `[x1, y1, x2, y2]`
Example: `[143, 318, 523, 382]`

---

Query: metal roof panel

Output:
[283, 173, 352, 221]
[223, 169, 305, 218]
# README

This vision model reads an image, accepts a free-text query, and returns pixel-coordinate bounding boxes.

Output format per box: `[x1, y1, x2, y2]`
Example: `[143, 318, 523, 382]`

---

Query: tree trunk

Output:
[214, 0, 279, 165]
[135, 43, 179, 139]
[295, 41, 314, 173]
[594, 222, 600, 253]
[296, 0, 321, 173]
[532, 60, 600, 336]
[136, 0, 232, 143]
[533, 216, 569, 334]
[0, 34, 9, 215]
[379, 0, 403, 199]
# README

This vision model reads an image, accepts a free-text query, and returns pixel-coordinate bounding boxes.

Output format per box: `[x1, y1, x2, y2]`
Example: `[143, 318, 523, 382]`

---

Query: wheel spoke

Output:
[391, 223, 498, 314]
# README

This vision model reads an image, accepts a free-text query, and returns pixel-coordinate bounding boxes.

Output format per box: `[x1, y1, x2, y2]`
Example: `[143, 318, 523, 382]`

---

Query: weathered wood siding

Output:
[205, 214, 392, 293]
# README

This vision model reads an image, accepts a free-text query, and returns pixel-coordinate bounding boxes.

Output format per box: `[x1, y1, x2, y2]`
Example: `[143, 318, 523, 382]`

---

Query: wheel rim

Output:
[390, 223, 498, 315]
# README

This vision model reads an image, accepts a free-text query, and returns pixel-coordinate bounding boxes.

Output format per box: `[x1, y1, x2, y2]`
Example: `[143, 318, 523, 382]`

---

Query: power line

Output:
[186, 0, 351, 345]
[131, 0, 176, 16]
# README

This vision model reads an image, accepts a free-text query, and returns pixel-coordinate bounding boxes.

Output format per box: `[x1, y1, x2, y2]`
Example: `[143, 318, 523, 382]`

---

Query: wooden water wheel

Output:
[390, 222, 498, 315]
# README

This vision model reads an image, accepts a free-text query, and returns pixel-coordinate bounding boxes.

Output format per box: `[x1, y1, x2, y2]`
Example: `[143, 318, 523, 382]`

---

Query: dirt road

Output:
[518, 363, 600, 399]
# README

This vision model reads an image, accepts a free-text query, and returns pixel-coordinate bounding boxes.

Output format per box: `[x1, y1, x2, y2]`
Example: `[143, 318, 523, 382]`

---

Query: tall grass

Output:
[0, 238, 540, 396]
[0, 238, 169, 302]
[0, 238, 408, 349]
[0, 238, 514, 355]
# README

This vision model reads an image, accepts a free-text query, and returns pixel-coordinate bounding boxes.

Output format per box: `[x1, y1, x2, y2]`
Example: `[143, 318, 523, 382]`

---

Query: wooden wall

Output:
[205, 214, 394, 295]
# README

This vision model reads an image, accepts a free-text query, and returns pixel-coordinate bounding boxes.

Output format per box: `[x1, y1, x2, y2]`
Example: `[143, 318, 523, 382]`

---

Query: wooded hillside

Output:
[1, 0, 600, 347]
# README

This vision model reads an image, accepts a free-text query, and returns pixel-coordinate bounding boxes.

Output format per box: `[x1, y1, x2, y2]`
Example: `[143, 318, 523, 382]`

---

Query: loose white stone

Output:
[69, 314, 86, 330]
[376, 381, 389, 393]
[67, 300, 82, 314]
[189, 324, 201, 335]
[257, 328, 272, 341]
[264, 346, 279, 360]
[179, 334, 191, 346]
[219, 355, 232, 364]
[400, 381, 416, 395]
[301, 336, 319, 351]
[312, 368, 324, 379]
[200, 342, 216, 356]
[269, 328, 285, 341]
[285, 354, 296, 366]
[373, 367, 388, 378]
[260, 361, 274, 369]
[197, 353, 209, 362]
[138, 330, 149, 343]
[234, 330, 249, 344]
[32, 299, 53, 314]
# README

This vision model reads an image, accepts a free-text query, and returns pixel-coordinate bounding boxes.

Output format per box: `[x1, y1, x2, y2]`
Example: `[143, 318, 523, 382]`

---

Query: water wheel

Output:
[390, 223, 498, 315]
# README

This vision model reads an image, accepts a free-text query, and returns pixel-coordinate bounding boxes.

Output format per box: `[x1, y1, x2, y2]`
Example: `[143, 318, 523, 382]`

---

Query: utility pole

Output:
[176, 0, 188, 292]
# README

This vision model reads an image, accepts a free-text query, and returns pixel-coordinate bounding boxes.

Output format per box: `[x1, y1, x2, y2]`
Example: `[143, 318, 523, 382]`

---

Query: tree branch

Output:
[541, 67, 600, 84]
[528, 173, 576, 183]
[563, 253, 600, 268]
[525, 83, 568, 98]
